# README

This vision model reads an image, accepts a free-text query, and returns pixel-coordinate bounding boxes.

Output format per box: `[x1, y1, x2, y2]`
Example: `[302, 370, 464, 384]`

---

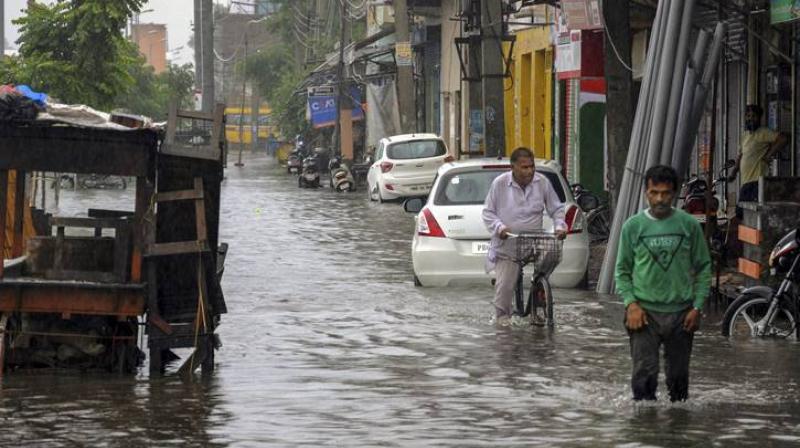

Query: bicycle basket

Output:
[513, 233, 564, 276]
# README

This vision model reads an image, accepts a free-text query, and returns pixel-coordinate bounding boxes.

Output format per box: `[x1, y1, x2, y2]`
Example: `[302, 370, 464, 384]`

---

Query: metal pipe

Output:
[661, 0, 696, 165]
[597, 0, 668, 293]
[645, 0, 684, 170]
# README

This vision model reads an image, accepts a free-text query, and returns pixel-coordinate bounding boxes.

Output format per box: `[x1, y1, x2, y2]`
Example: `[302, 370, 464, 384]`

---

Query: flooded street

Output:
[2, 153, 800, 447]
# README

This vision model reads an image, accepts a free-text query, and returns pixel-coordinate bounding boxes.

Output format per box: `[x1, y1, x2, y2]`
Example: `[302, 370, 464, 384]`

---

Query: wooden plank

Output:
[0, 287, 145, 316]
[738, 257, 762, 279]
[165, 100, 178, 145]
[0, 126, 155, 176]
[0, 170, 8, 278]
[53, 226, 65, 272]
[113, 223, 131, 282]
[88, 209, 135, 219]
[155, 189, 204, 203]
[149, 313, 174, 335]
[44, 269, 119, 283]
[176, 110, 215, 121]
[159, 144, 222, 161]
[178, 339, 209, 379]
[50, 216, 126, 229]
[12, 171, 26, 258]
[738, 225, 762, 246]
[146, 241, 210, 257]
[194, 178, 208, 241]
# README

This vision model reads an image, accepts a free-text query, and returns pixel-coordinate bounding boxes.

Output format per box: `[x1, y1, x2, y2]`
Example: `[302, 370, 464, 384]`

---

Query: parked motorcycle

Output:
[571, 183, 610, 243]
[722, 226, 800, 340]
[298, 151, 321, 188]
[680, 159, 736, 224]
[328, 155, 355, 192]
[287, 141, 308, 175]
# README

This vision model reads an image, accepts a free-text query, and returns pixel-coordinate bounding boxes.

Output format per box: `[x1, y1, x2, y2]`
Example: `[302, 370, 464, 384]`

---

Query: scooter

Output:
[298, 152, 321, 188]
[287, 145, 305, 175]
[722, 225, 800, 339]
[328, 155, 355, 192]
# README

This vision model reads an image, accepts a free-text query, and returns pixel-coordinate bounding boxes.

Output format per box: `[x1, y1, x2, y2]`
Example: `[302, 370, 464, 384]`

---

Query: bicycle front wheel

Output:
[722, 294, 797, 340]
[534, 277, 554, 327]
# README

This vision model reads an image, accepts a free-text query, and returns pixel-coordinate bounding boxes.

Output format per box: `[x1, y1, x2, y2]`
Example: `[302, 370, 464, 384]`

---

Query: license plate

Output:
[472, 241, 490, 254]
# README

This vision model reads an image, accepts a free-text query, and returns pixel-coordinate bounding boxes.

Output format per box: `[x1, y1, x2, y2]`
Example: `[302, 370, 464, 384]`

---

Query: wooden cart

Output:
[0, 104, 227, 376]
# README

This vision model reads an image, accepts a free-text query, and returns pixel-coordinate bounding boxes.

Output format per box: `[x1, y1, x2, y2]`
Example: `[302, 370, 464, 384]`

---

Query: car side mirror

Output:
[404, 198, 424, 214]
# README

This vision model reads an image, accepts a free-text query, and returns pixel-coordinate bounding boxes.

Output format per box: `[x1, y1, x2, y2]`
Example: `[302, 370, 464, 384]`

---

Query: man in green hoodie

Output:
[615, 165, 711, 402]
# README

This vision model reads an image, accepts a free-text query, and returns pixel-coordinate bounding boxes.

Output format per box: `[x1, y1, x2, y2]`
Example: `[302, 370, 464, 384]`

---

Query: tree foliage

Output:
[10, 0, 145, 109]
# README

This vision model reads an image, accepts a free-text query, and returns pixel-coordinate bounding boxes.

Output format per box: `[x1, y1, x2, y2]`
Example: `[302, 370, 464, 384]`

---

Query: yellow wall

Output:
[503, 27, 554, 159]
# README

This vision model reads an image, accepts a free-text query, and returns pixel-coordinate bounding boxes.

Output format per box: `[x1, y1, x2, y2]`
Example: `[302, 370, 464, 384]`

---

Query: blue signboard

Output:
[308, 88, 364, 129]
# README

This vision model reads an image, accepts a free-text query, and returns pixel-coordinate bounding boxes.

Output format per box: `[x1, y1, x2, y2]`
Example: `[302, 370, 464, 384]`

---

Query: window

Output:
[434, 169, 566, 205]
[387, 139, 446, 160]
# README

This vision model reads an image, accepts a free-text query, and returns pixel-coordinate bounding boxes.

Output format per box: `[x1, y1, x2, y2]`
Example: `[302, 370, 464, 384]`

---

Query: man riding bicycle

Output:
[482, 147, 567, 326]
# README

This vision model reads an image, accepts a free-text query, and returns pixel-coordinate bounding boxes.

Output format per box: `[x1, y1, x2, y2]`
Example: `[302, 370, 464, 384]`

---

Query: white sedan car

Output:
[367, 133, 453, 202]
[404, 158, 590, 288]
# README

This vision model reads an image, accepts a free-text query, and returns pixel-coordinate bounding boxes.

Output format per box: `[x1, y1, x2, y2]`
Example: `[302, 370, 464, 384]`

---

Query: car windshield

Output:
[434, 169, 566, 205]
[387, 140, 446, 160]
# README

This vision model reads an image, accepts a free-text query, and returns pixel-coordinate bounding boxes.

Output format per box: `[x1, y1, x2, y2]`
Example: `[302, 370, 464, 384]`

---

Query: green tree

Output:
[11, 0, 145, 109]
[113, 57, 196, 120]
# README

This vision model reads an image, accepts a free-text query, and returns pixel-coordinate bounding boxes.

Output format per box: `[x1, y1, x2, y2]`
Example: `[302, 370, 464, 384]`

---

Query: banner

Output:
[771, 0, 800, 24]
[308, 88, 364, 129]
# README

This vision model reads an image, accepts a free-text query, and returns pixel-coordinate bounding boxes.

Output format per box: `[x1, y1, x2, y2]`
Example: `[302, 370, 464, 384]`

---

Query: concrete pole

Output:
[194, 0, 202, 102]
[602, 0, 633, 207]
[201, 0, 215, 113]
[1, 0, 5, 57]
[334, 1, 350, 157]
[480, 0, 506, 158]
[394, 0, 415, 133]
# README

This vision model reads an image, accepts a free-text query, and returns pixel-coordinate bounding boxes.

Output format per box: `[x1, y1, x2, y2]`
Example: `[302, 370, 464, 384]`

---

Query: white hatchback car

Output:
[404, 158, 590, 288]
[367, 133, 452, 202]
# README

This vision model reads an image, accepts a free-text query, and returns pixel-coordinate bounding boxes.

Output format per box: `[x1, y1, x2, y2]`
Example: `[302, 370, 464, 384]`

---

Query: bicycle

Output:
[508, 232, 564, 327]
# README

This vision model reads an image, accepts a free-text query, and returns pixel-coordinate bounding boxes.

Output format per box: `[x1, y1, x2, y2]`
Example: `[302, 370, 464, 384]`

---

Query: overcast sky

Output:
[3, 0, 231, 66]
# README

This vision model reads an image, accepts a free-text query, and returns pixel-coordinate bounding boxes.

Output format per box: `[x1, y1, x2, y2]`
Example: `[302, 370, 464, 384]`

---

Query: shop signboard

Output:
[395, 41, 413, 67]
[308, 88, 364, 129]
[556, 30, 582, 79]
[771, 0, 800, 24]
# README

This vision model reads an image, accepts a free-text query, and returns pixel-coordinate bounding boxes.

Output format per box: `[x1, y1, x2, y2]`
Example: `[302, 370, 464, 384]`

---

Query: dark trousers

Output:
[736, 181, 759, 220]
[628, 308, 694, 402]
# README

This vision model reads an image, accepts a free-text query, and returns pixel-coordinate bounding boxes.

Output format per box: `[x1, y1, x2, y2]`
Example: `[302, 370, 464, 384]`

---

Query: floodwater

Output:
[2, 153, 800, 447]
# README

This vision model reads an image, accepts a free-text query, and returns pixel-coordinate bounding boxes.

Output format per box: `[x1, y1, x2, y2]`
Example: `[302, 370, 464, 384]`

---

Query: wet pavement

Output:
[2, 153, 800, 447]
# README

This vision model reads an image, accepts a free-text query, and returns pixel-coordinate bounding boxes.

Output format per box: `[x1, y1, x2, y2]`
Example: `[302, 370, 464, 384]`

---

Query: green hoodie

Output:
[614, 208, 712, 313]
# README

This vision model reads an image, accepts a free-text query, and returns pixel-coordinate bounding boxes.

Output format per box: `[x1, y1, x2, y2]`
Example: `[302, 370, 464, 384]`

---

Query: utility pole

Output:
[603, 0, 633, 207]
[334, 1, 353, 159]
[236, 35, 247, 167]
[394, 0, 415, 133]
[194, 0, 215, 113]
[480, 0, 506, 157]
[1, 0, 5, 59]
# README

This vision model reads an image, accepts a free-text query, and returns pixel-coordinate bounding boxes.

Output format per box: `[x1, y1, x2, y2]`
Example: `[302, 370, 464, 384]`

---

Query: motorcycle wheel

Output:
[586, 207, 611, 242]
[722, 294, 797, 339]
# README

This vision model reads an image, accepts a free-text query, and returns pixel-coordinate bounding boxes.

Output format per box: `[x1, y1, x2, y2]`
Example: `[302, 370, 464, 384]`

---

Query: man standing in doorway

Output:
[482, 147, 567, 326]
[615, 165, 711, 402]
[731, 104, 788, 217]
